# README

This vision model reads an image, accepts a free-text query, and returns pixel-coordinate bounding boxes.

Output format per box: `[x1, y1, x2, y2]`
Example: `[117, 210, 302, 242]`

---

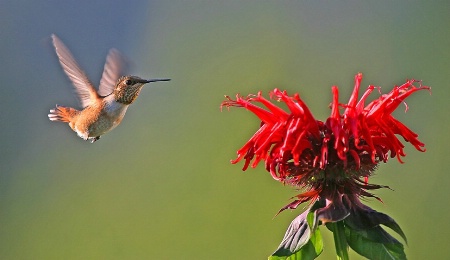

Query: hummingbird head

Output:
[113, 76, 170, 104]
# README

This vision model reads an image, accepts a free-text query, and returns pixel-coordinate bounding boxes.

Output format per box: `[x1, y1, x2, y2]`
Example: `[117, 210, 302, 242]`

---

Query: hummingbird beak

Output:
[143, 78, 171, 83]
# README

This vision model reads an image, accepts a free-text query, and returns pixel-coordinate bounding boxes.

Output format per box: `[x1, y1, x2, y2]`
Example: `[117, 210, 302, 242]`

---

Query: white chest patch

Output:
[104, 99, 129, 128]
[84, 98, 129, 137]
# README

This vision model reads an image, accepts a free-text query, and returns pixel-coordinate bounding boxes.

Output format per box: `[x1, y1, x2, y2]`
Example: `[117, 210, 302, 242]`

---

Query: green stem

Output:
[331, 220, 349, 260]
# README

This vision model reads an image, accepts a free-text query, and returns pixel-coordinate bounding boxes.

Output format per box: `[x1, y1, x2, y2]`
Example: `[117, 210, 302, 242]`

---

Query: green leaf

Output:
[269, 228, 323, 260]
[373, 214, 407, 244]
[344, 206, 407, 244]
[345, 225, 406, 260]
[306, 210, 316, 229]
[270, 207, 323, 260]
[350, 225, 402, 245]
[272, 211, 311, 257]
[309, 227, 324, 256]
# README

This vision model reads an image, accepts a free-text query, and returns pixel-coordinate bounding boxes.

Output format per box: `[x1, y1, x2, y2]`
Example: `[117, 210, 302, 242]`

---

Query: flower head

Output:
[222, 73, 429, 214]
[222, 73, 430, 259]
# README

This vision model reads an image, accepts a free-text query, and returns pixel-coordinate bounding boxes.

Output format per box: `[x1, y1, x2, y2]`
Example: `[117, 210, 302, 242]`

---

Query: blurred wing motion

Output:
[98, 49, 127, 97]
[51, 34, 99, 108]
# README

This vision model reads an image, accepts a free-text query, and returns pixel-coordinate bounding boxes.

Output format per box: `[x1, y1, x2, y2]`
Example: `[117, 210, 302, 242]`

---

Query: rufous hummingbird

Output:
[48, 34, 170, 143]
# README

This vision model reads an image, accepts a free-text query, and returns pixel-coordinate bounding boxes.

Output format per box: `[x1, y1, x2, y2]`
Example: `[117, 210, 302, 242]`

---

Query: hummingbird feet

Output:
[88, 136, 101, 143]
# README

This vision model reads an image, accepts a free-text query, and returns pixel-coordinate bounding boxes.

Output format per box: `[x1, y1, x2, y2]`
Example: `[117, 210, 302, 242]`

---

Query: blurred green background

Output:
[1, 1, 449, 259]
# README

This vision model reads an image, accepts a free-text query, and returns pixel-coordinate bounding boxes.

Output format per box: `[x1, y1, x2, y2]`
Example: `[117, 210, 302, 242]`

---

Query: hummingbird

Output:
[48, 34, 170, 143]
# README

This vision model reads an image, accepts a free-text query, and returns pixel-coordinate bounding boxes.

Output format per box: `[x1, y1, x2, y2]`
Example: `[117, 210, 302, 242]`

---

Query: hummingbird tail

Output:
[48, 105, 78, 122]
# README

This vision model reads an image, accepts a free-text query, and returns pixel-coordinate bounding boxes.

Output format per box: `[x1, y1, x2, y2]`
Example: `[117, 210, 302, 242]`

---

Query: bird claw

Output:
[89, 136, 101, 143]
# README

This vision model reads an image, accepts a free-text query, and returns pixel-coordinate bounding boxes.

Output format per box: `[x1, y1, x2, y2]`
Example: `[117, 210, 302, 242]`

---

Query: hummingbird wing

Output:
[98, 48, 126, 97]
[51, 34, 100, 108]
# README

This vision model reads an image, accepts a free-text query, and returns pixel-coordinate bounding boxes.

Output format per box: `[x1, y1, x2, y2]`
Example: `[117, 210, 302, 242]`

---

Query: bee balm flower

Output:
[222, 73, 429, 259]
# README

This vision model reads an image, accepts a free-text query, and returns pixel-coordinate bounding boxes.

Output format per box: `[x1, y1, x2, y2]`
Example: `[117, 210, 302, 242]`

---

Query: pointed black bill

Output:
[144, 78, 171, 83]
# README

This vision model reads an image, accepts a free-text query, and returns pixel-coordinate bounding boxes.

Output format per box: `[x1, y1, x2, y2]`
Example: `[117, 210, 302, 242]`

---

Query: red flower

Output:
[222, 73, 430, 214]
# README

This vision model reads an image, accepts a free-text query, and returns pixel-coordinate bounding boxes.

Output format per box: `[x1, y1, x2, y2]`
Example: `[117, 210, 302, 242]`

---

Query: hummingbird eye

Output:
[125, 79, 132, 85]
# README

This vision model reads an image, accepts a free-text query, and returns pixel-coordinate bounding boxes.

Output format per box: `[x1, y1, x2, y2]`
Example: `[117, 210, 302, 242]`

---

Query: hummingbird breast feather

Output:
[86, 99, 129, 138]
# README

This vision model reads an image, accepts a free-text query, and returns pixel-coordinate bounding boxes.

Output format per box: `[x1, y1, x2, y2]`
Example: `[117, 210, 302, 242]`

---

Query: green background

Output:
[1, 1, 448, 259]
